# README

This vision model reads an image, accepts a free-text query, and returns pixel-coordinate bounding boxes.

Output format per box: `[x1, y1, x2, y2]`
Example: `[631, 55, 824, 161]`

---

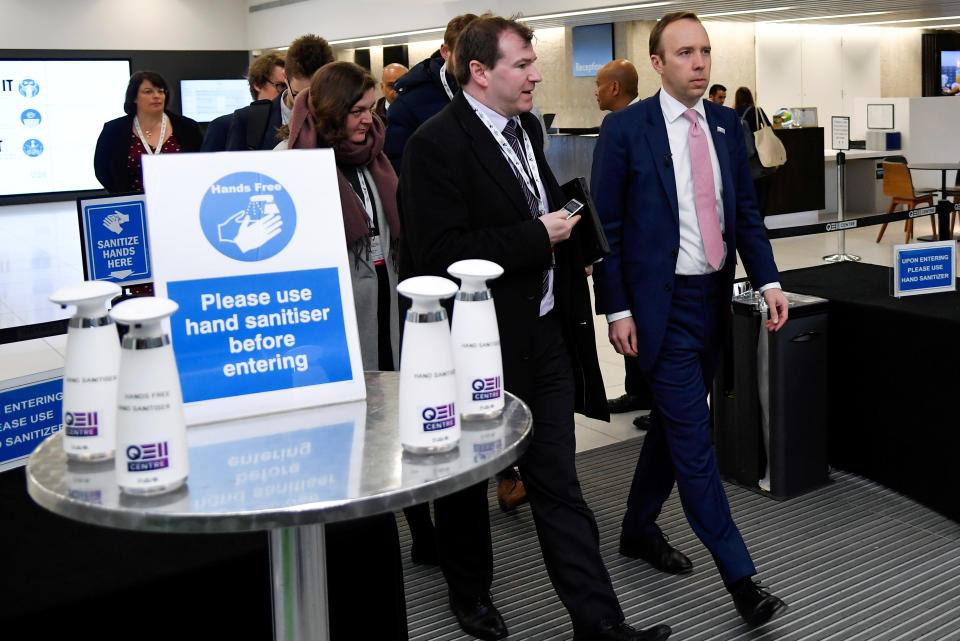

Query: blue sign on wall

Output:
[83, 198, 152, 284]
[166, 267, 353, 403]
[0, 377, 62, 466]
[572, 24, 614, 77]
[893, 241, 956, 297]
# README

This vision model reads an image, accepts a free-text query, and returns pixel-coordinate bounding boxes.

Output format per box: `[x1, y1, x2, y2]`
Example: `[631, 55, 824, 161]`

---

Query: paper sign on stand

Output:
[142, 150, 365, 424]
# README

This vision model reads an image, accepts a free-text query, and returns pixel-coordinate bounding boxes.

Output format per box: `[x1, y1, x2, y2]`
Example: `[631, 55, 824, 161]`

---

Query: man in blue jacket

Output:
[591, 11, 790, 628]
[384, 13, 476, 174]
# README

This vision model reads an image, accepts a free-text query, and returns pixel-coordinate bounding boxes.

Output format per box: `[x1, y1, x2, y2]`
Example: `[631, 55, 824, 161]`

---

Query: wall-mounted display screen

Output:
[572, 24, 614, 77]
[940, 51, 960, 95]
[180, 79, 250, 122]
[0, 59, 131, 197]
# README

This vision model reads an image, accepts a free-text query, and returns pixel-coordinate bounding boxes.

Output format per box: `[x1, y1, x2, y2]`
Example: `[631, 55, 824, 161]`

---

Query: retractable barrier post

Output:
[937, 198, 954, 241]
[824, 151, 860, 263]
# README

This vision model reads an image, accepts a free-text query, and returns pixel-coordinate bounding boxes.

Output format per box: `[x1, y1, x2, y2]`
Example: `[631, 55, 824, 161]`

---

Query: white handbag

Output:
[754, 106, 787, 168]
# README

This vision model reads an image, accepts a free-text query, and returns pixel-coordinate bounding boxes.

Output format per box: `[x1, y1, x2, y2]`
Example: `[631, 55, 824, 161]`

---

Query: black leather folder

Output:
[560, 176, 610, 264]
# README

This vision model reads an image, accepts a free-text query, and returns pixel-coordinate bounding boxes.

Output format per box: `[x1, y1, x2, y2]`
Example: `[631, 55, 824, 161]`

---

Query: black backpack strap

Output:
[246, 99, 273, 150]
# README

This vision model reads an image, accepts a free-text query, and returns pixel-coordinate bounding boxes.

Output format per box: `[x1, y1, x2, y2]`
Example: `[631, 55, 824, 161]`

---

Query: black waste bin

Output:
[712, 290, 830, 499]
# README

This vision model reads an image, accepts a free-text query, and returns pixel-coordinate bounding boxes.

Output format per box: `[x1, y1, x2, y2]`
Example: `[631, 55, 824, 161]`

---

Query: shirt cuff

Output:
[606, 310, 633, 323]
[757, 281, 781, 294]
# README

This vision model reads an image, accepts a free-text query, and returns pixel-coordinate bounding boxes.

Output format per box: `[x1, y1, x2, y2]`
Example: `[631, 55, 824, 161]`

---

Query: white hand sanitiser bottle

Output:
[397, 276, 460, 453]
[49, 281, 122, 461]
[447, 260, 505, 420]
[110, 297, 189, 495]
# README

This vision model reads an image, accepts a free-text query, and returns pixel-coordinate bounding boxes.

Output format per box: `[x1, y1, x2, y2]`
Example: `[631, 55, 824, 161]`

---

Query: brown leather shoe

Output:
[497, 477, 528, 512]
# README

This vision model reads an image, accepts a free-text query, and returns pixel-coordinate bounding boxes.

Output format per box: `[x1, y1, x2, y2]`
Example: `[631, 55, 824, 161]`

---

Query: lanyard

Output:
[133, 114, 167, 155]
[355, 168, 385, 265]
[471, 108, 547, 215]
[439, 62, 454, 101]
[355, 168, 374, 225]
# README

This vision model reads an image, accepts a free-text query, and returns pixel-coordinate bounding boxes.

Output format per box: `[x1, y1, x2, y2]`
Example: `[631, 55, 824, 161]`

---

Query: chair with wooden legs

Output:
[875, 161, 938, 243]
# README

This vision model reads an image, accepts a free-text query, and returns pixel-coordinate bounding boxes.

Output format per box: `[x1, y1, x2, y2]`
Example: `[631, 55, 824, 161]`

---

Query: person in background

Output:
[384, 13, 478, 174]
[226, 34, 333, 151]
[375, 63, 408, 121]
[595, 59, 639, 113]
[593, 58, 654, 432]
[277, 60, 407, 641]
[94, 71, 202, 193]
[592, 12, 789, 627]
[202, 52, 286, 152]
[734, 86, 775, 216]
[399, 14, 673, 641]
[708, 83, 726, 105]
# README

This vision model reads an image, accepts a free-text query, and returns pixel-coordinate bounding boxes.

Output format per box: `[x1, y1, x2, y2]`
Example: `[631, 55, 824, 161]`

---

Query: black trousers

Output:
[435, 312, 623, 634]
[623, 354, 653, 406]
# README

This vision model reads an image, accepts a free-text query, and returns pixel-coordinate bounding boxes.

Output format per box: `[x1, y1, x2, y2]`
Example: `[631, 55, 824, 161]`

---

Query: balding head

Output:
[380, 63, 407, 104]
[595, 59, 639, 112]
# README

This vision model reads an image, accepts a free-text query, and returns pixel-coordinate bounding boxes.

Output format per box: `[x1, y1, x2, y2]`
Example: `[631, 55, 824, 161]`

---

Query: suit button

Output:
[526, 294, 536, 301]
[671, 249, 678, 257]
[521, 353, 531, 361]
[665, 283, 672, 291]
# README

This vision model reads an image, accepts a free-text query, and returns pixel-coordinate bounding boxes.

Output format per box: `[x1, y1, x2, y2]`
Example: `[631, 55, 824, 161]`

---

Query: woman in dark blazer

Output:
[93, 71, 202, 193]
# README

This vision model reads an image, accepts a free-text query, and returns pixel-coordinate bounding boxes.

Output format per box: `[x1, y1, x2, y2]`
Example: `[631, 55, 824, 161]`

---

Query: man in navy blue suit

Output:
[591, 11, 790, 627]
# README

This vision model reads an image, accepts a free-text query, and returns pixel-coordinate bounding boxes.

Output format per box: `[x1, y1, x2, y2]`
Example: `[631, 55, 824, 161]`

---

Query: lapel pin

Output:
[717, 126, 726, 134]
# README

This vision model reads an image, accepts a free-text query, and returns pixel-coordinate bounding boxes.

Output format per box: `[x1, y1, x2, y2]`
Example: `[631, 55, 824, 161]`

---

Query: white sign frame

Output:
[831, 116, 850, 151]
[892, 240, 957, 298]
[142, 150, 366, 425]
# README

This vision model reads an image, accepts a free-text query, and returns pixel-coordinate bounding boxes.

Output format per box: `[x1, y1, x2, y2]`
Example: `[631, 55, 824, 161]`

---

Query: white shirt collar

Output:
[659, 88, 705, 124]
[628, 95, 640, 106]
[463, 89, 517, 133]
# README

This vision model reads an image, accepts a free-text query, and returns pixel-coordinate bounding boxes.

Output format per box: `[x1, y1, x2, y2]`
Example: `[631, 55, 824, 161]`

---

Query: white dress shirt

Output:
[463, 90, 555, 317]
[606, 90, 778, 323]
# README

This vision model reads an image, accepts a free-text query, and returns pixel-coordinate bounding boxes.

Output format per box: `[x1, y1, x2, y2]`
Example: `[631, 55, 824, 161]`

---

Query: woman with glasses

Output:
[94, 71, 202, 193]
[279, 61, 408, 640]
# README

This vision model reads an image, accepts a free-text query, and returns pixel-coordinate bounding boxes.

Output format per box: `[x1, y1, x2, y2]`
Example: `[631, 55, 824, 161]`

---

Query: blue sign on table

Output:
[893, 241, 956, 297]
[0, 378, 62, 466]
[83, 199, 151, 284]
[166, 267, 353, 403]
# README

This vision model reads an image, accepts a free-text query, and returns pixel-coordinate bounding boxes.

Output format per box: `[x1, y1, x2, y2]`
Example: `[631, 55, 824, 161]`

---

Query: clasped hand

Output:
[539, 210, 580, 245]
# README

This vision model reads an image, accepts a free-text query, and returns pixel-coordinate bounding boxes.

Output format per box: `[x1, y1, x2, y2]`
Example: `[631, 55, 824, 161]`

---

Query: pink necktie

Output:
[682, 109, 724, 270]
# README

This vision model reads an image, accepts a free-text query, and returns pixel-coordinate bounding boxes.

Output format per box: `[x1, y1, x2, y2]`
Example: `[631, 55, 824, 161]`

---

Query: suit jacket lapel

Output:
[452, 93, 533, 220]
[643, 91, 680, 222]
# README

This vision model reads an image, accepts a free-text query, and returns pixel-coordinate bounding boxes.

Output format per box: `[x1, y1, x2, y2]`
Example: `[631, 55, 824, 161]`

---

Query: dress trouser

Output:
[435, 312, 624, 633]
[623, 354, 653, 407]
[620, 273, 756, 587]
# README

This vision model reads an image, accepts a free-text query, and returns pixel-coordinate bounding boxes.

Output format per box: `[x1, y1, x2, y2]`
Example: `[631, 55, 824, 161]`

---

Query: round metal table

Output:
[26, 371, 532, 641]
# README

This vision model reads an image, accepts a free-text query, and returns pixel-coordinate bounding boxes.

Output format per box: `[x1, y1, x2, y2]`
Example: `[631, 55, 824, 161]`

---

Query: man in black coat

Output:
[399, 15, 671, 641]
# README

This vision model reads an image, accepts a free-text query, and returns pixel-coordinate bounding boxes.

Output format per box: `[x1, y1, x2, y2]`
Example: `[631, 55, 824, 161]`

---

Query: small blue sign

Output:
[166, 267, 353, 403]
[188, 422, 355, 512]
[199, 171, 296, 262]
[894, 242, 956, 297]
[23, 138, 43, 157]
[18, 78, 39, 98]
[572, 24, 614, 77]
[83, 199, 152, 283]
[21, 109, 41, 126]
[0, 378, 62, 465]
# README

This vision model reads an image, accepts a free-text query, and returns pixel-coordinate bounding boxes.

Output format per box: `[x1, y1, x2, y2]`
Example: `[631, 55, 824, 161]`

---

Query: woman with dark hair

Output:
[279, 61, 409, 641]
[94, 71, 202, 193]
[734, 86, 776, 215]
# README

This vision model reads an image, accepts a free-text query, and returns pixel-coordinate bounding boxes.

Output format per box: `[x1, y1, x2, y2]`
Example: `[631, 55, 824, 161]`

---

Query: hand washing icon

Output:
[218, 195, 284, 254]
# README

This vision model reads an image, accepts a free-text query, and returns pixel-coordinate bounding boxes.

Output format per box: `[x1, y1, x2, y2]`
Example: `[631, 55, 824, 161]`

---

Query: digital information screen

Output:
[0, 59, 131, 197]
[180, 79, 250, 123]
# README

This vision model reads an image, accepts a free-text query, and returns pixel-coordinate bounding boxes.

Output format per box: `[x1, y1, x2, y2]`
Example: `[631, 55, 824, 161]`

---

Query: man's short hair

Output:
[444, 13, 480, 49]
[453, 14, 534, 87]
[649, 11, 701, 58]
[285, 34, 335, 81]
[709, 84, 726, 97]
[247, 52, 285, 100]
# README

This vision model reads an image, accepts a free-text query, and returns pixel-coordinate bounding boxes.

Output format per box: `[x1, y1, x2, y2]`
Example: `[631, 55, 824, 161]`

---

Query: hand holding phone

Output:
[563, 198, 584, 219]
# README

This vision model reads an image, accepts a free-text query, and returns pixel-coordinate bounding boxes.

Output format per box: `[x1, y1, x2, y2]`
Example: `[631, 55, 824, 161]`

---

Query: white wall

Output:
[907, 97, 960, 189]
[0, 0, 249, 50]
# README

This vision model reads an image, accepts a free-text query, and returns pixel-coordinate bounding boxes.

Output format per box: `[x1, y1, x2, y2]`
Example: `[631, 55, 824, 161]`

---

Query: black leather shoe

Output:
[730, 578, 787, 626]
[607, 393, 647, 413]
[449, 592, 507, 641]
[619, 533, 693, 575]
[574, 619, 672, 641]
[633, 414, 652, 430]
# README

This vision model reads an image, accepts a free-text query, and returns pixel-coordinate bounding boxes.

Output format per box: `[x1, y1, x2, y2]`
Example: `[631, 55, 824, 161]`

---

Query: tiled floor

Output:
[0, 199, 953, 452]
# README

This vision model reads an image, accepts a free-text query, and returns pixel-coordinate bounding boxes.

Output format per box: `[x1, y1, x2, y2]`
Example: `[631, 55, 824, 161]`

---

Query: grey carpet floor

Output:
[399, 435, 960, 641]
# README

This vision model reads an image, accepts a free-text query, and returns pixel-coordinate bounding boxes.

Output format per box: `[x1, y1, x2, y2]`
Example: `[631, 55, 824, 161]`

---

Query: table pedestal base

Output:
[270, 524, 329, 641]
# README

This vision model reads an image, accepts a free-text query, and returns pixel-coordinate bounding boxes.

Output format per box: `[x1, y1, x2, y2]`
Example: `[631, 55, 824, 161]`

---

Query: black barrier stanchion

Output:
[937, 199, 953, 241]
[824, 151, 860, 263]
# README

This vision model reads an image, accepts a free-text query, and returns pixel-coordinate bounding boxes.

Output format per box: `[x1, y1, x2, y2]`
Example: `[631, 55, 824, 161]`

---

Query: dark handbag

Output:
[560, 177, 610, 264]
